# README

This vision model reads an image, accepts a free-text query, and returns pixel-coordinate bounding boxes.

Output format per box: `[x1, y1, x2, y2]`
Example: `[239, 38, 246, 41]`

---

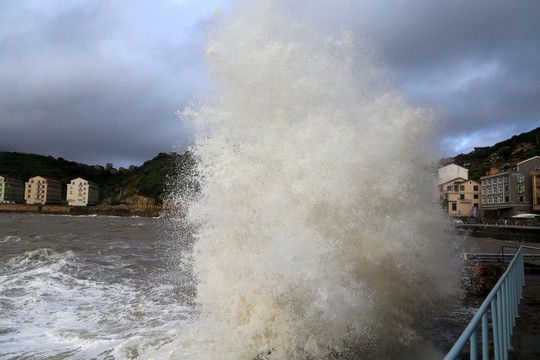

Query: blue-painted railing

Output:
[445, 245, 540, 360]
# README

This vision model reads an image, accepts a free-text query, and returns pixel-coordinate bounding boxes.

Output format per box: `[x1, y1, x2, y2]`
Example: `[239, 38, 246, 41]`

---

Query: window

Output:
[519, 185, 525, 193]
[499, 195, 503, 203]
[452, 203, 457, 211]
[518, 175, 524, 183]
[474, 203, 479, 208]
[459, 185, 465, 191]
[474, 194, 479, 199]
[447, 186, 452, 191]
[519, 195, 525, 202]
[460, 194, 465, 200]
[474, 185, 479, 191]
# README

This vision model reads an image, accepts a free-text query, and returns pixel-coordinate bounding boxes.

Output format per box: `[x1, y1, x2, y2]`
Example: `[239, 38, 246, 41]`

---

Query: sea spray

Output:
[163, 1, 463, 358]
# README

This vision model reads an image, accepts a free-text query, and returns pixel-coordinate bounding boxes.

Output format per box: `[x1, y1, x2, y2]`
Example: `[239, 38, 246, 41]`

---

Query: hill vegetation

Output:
[449, 126, 540, 180]
[0, 151, 195, 205]
[2, 126, 539, 205]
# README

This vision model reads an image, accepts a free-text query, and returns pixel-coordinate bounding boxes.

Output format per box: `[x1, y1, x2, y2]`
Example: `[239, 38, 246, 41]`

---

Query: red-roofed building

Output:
[25, 176, 62, 205]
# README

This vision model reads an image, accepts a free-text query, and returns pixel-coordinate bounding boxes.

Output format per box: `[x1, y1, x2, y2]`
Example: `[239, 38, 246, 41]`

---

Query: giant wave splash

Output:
[161, 1, 463, 359]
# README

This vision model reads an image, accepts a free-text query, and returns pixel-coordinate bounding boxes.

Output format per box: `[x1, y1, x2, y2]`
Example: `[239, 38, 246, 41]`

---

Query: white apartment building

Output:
[437, 163, 469, 185]
[25, 176, 63, 205]
[67, 177, 99, 206]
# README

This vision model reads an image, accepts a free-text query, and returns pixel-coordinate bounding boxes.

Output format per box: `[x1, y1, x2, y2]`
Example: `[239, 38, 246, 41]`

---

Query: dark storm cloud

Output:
[0, 0, 221, 167]
[1, 0, 538, 167]
[351, 0, 540, 154]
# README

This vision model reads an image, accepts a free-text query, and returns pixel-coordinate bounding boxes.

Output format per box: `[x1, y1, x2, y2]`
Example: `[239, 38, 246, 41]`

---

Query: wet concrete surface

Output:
[509, 271, 540, 360]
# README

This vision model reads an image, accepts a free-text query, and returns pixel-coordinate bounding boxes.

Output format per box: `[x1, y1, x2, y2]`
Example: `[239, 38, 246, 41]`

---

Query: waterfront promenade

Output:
[509, 271, 540, 359]
[461, 223, 540, 242]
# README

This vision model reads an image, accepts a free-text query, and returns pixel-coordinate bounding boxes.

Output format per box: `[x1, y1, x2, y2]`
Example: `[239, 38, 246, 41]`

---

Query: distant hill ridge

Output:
[0, 151, 194, 205]
[2, 127, 539, 204]
[449, 126, 540, 180]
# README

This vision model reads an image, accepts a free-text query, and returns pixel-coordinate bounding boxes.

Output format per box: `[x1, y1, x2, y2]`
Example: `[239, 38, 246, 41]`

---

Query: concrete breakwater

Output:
[459, 224, 540, 242]
[0, 203, 171, 217]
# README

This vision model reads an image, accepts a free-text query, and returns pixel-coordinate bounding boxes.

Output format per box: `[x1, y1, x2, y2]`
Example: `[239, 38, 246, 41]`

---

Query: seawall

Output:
[459, 224, 540, 242]
[0, 203, 169, 217]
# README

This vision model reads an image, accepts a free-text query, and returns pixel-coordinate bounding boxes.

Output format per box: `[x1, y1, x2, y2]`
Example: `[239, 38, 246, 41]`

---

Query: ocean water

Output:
[1, 213, 479, 360]
[0, 213, 196, 359]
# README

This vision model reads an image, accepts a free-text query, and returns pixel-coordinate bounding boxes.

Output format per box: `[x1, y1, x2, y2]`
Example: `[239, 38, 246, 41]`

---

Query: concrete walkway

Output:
[509, 272, 540, 359]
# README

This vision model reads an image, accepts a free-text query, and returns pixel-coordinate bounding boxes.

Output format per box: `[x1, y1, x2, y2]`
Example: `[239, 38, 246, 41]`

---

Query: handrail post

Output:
[482, 312, 489, 360]
[492, 298, 500, 360]
[497, 291, 504, 358]
[501, 282, 512, 354]
[471, 329, 478, 359]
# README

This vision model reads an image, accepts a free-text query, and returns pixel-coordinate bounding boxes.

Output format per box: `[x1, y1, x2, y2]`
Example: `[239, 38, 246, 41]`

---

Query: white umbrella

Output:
[511, 213, 540, 219]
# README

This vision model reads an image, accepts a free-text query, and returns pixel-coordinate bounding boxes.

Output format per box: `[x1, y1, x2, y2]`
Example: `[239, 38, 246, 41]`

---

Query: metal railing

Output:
[445, 246, 540, 360]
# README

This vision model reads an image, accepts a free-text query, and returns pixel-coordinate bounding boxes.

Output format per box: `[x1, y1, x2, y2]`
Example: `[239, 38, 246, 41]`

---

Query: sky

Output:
[1, 0, 539, 168]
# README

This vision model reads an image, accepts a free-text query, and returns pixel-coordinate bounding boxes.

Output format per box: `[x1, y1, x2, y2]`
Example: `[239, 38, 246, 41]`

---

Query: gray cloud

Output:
[358, 0, 540, 154]
[1, 0, 538, 168]
[0, 0, 217, 167]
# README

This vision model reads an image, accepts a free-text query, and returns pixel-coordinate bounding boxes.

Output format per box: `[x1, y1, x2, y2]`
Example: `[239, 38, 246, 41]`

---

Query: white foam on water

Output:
[159, 1, 464, 359]
[0, 246, 194, 359]
[0, 235, 21, 243]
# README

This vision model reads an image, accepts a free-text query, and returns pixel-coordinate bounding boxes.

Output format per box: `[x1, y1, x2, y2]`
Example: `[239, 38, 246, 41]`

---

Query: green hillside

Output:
[451, 126, 540, 180]
[0, 151, 194, 205]
[2, 126, 539, 205]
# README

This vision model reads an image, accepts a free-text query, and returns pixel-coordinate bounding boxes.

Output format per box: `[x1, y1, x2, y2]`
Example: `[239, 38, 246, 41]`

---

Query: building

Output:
[437, 163, 469, 185]
[532, 169, 540, 212]
[434, 163, 480, 217]
[25, 176, 63, 205]
[0, 176, 26, 203]
[67, 178, 99, 206]
[480, 156, 540, 218]
[439, 177, 481, 217]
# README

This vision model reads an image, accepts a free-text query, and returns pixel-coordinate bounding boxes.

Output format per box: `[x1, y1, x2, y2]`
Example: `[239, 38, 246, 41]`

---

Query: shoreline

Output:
[459, 223, 540, 242]
[0, 203, 171, 218]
